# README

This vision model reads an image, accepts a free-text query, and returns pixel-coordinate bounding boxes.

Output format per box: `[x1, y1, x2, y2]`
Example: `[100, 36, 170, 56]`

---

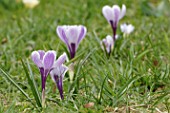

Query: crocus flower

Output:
[120, 23, 135, 35]
[101, 35, 114, 55]
[22, 0, 39, 9]
[50, 53, 68, 100]
[31, 50, 56, 107]
[102, 4, 126, 41]
[56, 25, 87, 59]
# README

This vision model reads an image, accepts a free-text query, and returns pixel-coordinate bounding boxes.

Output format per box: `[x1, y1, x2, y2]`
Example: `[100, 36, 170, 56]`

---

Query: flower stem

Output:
[69, 63, 74, 83]
[42, 89, 45, 108]
[58, 84, 64, 100]
[70, 43, 76, 59]
[110, 20, 117, 42]
[41, 76, 46, 108]
[40, 68, 46, 108]
[112, 26, 117, 42]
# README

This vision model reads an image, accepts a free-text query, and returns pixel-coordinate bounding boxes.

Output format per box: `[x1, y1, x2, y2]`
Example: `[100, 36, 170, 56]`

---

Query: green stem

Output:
[42, 89, 45, 108]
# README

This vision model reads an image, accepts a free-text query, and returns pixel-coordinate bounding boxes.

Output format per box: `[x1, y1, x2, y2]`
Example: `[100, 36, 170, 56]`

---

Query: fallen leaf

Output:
[84, 102, 94, 108]
[1, 38, 7, 44]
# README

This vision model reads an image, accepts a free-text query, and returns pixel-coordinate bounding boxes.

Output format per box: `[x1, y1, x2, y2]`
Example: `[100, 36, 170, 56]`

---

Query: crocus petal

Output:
[120, 23, 134, 34]
[31, 51, 43, 67]
[102, 6, 115, 22]
[53, 52, 67, 67]
[102, 39, 107, 46]
[106, 35, 114, 50]
[102, 35, 114, 54]
[50, 65, 68, 83]
[60, 65, 68, 78]
[112, 5, 121, 24]
[120, 23, 127, 32]
[57, 26, 69, 45]
[43, 51, 56, 70]
[115, 35, 119, 39]
[127, 24, 134, 34]
[77, 26, 87, 44]
[38, 50, 45, 60]
[119, 4, 126, 19]
[66, 26, 79, 44]
[106, 35, 113, 44]
[50, 70, 57, 82]
[70, 43, 76, 59]
[57, 77, 64, 99]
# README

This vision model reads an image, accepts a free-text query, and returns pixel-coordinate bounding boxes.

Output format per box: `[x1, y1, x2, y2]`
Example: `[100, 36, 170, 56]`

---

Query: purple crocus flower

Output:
[102, 4, 126, 41]
[56, 25, 87, 59]
[31, 50, 56, 107]
[50, 53, 68, 100]
[101, 35, 114, 55]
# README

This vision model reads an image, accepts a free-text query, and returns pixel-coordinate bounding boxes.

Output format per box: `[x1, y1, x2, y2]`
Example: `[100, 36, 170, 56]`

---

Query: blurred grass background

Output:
[0, 0, 170, 112]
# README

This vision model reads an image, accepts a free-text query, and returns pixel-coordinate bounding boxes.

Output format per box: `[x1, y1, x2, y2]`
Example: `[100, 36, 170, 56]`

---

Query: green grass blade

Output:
[65, 51, 85, 65]
[135, 49, 150, 61]
[26, 60, 42, 107]
[0, 68, 35, 107]
[152, 91, 169, 106]
[114, 74, 146, 106]
[75, 48, 97, 78]
[4, 100, 15, 113]
[21, 59, 42, 108]
[98, 74, 108, 104]
[68, 48, 97, 93]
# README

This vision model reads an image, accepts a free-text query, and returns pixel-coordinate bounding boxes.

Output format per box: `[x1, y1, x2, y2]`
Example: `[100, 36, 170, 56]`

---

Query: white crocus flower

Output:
[23, 0, 39, 8]
[120, 23, 135, 35]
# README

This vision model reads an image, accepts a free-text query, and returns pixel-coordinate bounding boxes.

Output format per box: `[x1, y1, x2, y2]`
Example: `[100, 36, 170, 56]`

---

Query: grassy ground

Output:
[0, 0, 170, 112]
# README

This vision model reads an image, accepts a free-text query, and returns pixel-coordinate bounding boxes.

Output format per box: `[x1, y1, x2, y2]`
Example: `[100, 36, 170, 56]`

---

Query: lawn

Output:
[0, 0, 170, 112]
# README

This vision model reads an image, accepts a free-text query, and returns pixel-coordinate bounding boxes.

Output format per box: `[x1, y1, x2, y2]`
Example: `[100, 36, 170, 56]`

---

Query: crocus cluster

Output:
[101, 4, 126, 55]
[31, 24, 87, 107]
[30, 3, 135, 108]
[31, 50, 67, 106]
[102, 4, 126, 41]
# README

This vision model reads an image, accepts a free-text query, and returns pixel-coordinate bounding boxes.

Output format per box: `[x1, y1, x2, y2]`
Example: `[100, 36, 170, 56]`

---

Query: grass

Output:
[0, 0, 170, 112]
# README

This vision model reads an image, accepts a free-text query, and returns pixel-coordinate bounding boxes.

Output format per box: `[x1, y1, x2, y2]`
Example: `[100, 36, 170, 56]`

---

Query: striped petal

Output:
[53, 52, 67, 68]
[112, 5, 121, 25]
[77, 26, 87, 44]
[43, 50, 56, 70]
[66, 26, 79, 44]
[57, 26, 69, 45]
[119, 4, 126, 19]
[38, 50, 45, 60]
[102, 5, 115, 22]
[31, 51, 43, 67]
